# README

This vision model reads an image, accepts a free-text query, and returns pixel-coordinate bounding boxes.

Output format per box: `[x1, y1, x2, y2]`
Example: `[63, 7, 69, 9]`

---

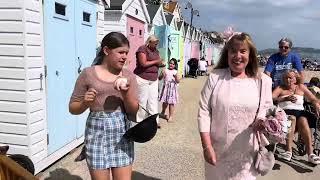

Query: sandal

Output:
[279, 151, 292, 161]
[308, 154, 320, 165]
[167, 117, 174, 123]
[159, 113, 169, 120]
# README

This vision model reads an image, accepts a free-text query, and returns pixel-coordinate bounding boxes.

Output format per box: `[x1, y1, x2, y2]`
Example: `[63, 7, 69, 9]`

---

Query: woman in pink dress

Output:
[197, 33, 273, 180]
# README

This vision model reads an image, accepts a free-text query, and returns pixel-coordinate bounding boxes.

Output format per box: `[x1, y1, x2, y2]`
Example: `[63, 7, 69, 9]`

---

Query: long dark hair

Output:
[92, 32, 130, 65]
[215, 33, 259, 78]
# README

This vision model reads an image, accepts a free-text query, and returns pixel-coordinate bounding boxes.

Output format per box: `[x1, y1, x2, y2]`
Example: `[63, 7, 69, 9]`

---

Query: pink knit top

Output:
[69, 66, 138, 112]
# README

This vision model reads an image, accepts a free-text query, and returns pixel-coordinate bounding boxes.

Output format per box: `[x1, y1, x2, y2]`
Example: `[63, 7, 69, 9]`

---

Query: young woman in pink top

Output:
[69, 32, 139, 180]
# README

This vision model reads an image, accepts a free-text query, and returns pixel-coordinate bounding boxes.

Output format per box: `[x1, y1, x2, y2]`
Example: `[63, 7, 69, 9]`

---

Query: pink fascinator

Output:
[223, 26, 241, 41]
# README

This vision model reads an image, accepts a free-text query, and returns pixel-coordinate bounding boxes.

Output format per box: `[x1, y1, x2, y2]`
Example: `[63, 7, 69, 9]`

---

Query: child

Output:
[158, 58, 180, 122]
[69, 32, 139, 180]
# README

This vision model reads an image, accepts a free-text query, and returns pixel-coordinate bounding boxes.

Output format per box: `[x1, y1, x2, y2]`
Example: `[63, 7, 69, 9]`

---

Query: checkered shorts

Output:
[85, 111, 134, 169]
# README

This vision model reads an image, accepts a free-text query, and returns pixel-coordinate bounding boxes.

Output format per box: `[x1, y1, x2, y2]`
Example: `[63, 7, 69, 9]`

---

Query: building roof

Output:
[109, 0, 126, 10]
[146, 4, 160, 21]
[165, 14, 174, 24]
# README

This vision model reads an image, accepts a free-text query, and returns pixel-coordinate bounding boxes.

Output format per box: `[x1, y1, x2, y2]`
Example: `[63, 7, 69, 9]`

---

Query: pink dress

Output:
[159, 69, 178, 104]
[198, 69, 273, 180]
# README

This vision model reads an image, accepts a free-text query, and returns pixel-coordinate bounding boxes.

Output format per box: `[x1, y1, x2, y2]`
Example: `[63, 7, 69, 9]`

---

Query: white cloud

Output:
[178, 0, 320, 49]
[266, 0, 309, 7]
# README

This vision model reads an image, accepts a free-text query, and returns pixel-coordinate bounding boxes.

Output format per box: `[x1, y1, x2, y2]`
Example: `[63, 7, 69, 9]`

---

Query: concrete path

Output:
[37, 73, 319, 180]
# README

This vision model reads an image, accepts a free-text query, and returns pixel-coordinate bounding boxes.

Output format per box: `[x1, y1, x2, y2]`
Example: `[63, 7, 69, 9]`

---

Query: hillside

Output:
[259, 47, 320, 58]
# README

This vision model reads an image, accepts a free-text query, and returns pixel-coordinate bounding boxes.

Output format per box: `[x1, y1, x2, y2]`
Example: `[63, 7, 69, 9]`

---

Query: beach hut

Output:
[165, 14, 180, 63]
[105, 0, 150, 71]
[97, 0, 111, 44]
[183, 23, 192, 76]
[0, 0, 101, 174]
[163, 0, 182, 23]
[145, 3, 167, 37]
[213, 43, 223, 65]
[191, 28, 200, 59]
[177, 21, 185, 76]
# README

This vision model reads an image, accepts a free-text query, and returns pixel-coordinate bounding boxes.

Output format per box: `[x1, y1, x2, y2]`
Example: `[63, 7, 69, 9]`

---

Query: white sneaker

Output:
[308, 154, 320, 165]
[279, 151, 292, 161]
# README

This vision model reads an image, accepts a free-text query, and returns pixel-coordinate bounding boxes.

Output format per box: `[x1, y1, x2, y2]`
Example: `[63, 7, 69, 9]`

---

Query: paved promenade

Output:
[37, 71, 319, 180]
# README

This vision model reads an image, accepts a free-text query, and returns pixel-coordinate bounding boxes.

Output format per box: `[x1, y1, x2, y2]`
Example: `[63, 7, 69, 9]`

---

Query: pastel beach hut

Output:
[0, 0, 103, 173]
[183, 23, 192, 76]
[145, 2, 167, 36]
[105, 0, 151, 71]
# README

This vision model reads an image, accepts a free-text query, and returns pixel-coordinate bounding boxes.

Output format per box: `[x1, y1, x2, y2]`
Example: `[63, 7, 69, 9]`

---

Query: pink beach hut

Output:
[105, 0, 150, 71]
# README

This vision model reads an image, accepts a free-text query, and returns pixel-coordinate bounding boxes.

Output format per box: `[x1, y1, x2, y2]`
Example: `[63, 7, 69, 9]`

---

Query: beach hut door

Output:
[126, 16, 145, 71]
[74, 0, 97, 138]
[44, 0, 96, 154]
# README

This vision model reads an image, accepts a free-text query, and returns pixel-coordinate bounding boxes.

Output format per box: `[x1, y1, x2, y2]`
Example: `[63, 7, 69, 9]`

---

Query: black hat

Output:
[123, 114, 158, 143]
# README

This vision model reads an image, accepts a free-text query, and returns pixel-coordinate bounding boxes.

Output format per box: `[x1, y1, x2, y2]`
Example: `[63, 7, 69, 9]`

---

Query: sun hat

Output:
[123, 105, 158, 143]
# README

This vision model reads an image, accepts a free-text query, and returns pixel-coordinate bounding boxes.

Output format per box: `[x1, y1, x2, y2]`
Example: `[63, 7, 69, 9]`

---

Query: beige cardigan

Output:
[198, 68, 273, 151]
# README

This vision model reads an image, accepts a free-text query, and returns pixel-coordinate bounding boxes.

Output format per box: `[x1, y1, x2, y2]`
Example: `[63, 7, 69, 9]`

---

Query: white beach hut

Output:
[0, 0, 106, 174]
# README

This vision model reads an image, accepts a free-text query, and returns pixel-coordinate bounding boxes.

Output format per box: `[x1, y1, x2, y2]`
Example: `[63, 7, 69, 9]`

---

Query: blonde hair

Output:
[146, 35, 159, 46]
[215, 32, 259, 78]
[282, 69, 302, 85]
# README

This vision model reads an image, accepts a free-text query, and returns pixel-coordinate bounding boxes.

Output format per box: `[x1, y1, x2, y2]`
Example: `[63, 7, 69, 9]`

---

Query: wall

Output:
[0, 0, 46, 164]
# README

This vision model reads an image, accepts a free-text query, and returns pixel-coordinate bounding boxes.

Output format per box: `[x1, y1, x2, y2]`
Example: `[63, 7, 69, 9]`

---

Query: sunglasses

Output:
[279, 46, 289, 50]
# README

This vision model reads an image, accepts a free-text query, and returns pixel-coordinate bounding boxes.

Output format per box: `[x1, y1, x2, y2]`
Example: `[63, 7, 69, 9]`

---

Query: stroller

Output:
[187, 58, 199, 78]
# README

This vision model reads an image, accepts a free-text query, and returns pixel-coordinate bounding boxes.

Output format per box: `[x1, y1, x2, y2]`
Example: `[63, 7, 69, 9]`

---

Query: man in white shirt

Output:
[198, 57, 208, 76]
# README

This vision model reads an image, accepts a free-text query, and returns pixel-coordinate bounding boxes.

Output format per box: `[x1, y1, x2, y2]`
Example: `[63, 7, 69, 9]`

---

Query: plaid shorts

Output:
[85, 111, 134, 169]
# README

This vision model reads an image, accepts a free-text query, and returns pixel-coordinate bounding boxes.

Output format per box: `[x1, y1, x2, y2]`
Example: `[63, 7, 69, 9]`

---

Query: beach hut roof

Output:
[107, 0, 151, 23]
[109, 0, 126, 10]
[177, 21, 183, 30]
[146, 4, 160, 21]
[102, 0, 110, 8]
[184, 22, 189, 33]
[165, 14, 174, 24]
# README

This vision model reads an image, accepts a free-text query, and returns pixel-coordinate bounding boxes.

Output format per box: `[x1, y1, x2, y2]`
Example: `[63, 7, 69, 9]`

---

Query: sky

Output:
[177, 0, 320, 50]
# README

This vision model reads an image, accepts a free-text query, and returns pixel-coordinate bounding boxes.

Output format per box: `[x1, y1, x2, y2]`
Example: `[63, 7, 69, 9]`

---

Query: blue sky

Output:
[177, 0, 320, 50]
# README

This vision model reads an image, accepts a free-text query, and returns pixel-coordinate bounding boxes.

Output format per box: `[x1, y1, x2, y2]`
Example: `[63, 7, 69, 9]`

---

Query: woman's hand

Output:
[203, 146, 217, 166]
[174, 73, 181, 83]
[83, 88, 97, 107]
[285, 95, 297, 103]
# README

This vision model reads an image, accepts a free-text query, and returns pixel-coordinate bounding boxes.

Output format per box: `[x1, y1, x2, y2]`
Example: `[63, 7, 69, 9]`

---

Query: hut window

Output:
[139, 30, 142, 36]
[83, 12, 91, 23]
[130, 27, 133, 34]
[55, 2, 66, 16]
[135, 9, 138, 15]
